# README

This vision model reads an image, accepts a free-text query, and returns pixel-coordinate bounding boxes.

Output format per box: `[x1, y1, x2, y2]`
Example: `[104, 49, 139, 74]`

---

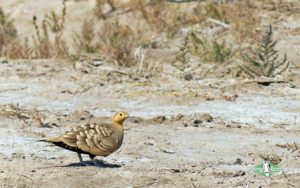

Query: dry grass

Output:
[32, 0, 69, 59]
[98, 21, 137, 67]
[276, 142, 299, 153]
[0, 6, 28, 58]
[259, 153, 282, 165]
[193, 1, 261, 43]
[0, 0, 298, 73]
[73, 19, 99, 55]
[0, 0, 69, 59]
[73, 19, 138, 67]
[0, 104, 47, 127]
[129, 0, 197, 38]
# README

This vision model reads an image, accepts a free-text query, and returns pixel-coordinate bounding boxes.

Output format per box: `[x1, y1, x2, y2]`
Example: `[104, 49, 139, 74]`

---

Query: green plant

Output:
[173, 34, 191, 72]
[172, 34, 193, 80]
[190, 31, 231, 64]
[240, 25, 290, 78]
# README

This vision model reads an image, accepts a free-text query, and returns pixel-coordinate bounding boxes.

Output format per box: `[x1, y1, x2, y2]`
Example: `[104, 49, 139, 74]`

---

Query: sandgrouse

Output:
[43, 111, 129, 165]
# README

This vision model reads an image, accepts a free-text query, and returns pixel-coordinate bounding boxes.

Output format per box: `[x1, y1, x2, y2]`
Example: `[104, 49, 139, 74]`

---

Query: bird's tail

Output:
[43, 137, 61, 143]
[32, 137, 61, 143]
[17, 138, 50, 144]
[38, 139, 49, 142]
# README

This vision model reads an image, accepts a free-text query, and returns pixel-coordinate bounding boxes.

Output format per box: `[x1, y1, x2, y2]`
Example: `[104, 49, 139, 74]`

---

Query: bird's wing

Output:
[59, 123, 120, 156]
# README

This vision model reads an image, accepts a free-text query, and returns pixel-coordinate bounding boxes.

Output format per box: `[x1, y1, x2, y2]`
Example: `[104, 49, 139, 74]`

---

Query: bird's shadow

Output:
[64, 159, 122, 168]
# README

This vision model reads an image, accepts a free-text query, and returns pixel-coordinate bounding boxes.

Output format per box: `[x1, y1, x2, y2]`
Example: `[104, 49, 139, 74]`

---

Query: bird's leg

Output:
[77, 153, 84, 164]
[89, 154, 98, 166]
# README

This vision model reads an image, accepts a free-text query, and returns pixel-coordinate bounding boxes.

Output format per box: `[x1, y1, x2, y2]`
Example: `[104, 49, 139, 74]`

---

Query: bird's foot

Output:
[78, 161, 90, 166]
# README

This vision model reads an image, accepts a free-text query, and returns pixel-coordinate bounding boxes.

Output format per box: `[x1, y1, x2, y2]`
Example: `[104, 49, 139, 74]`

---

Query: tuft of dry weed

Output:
[130, 0, 197, 38]
[0, 6, 22, 58]
[0, 0, 69, 59]
[73, 19, 99, 54]
[193, 1, 260, 43]
[0, 104, 47, 127]
[32, 0, 69, 59]
[98, 21, 137, 67]
[276, 142, 299, 153]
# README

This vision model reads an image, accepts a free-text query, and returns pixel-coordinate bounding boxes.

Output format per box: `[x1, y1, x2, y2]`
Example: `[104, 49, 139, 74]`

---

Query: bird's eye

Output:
[119, 113, 123, 116]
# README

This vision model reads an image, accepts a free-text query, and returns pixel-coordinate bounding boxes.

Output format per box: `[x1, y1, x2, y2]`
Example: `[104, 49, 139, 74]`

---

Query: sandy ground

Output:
[0, 0, 300, 188]
[0, 59, 299, 188]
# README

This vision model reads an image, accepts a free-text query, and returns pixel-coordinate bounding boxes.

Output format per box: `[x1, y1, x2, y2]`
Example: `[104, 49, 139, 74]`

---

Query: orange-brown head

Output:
[112, 111, 129, 125]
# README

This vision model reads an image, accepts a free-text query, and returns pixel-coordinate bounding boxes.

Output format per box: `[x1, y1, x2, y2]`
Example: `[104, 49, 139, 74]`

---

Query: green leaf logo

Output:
[255, 162, 281, 177]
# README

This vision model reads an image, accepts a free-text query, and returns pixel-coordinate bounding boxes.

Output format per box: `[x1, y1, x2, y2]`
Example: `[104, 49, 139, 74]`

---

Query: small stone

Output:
[184, 74, 193, 81]
[161, 148, 175, 154]
[152, 116, 166, 124]
[172, 114, 184, 121]
[192, 123, 199, 127]
[171, 169, 180, 173]
[144, 140, 154, 146]
[131, 117, 143, 124]
[200, 113, 213, 122]
[193, 119, 202, 124]
[233, 170, 245, 177]
[233, 158, 243, 165]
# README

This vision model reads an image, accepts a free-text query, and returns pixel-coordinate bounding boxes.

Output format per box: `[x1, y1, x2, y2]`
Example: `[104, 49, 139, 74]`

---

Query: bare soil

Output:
[0, 0, 300, 188]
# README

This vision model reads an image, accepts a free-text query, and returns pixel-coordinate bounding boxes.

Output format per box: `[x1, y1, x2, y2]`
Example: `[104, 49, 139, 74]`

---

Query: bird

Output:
[42, 111, 129, 166]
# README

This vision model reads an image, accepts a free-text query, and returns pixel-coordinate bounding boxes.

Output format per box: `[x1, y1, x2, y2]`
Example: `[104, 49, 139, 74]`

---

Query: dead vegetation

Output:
[98, 21, 137, 67]
[32, 0, 69, 59]
[0, 6, 27, 58]
[73, 19, 99, 55]
[0, 104, 47, 127]
[276, 142, 300, 153]
[0, 0, 297, 80]
[0, 0, 69, 59]
[131, 0, 192, 37]
[259, 153, 282, 165]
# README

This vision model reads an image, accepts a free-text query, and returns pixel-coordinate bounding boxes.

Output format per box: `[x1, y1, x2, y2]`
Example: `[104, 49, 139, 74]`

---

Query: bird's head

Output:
[112, 111, 129, 124]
